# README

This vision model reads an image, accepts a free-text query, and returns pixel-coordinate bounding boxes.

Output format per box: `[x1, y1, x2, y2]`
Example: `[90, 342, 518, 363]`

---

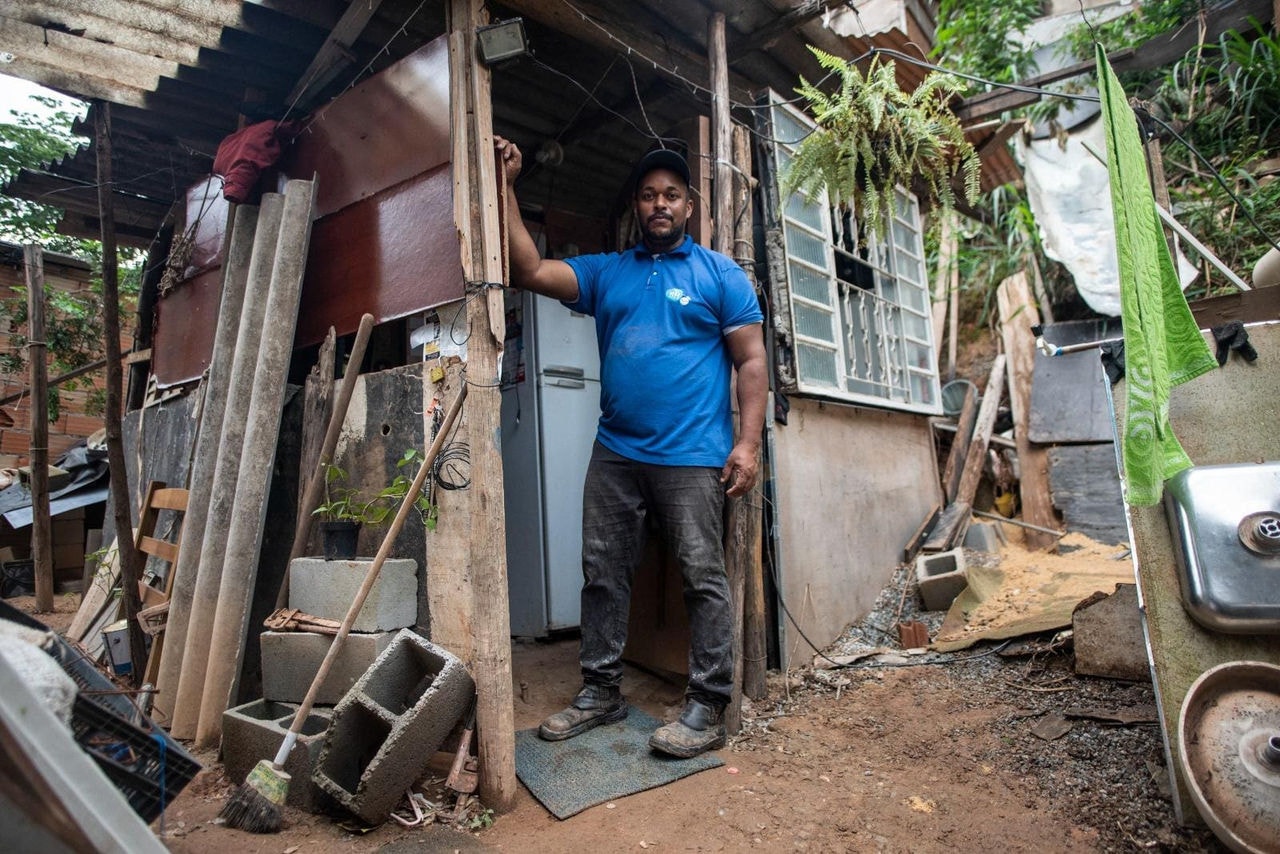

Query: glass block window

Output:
[769, 97, 941, 414]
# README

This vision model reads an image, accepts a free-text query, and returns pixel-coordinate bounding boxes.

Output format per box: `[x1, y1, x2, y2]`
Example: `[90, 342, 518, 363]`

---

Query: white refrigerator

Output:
[501, 290, 600, 637]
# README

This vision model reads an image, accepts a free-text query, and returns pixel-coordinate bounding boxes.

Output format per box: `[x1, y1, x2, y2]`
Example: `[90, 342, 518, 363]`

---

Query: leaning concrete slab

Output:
[313, 630, 473, 824]
[222, 699, 334, 813]
[289, 558, 417, 633]
[260, 630, 396, 705]
[1072, 583, 1150, 681]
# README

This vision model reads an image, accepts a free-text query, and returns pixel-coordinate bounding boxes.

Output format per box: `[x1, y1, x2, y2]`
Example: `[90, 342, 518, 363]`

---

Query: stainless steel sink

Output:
[1164, 461, 1280, 633]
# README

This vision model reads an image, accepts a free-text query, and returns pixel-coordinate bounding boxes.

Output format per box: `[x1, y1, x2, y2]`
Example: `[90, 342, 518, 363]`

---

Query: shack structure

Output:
[0, 0, 1013, 809]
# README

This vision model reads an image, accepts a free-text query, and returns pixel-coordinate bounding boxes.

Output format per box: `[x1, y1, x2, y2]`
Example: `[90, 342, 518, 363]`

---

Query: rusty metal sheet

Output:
[153, 267, 220, 387]
[294, 164, 464, 349]
[283, 36, 452, 219]
[181, 177, 229, 280]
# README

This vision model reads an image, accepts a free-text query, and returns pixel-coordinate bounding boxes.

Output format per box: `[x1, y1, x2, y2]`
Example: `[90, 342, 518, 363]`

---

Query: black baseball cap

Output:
[633, 147, 691, 189]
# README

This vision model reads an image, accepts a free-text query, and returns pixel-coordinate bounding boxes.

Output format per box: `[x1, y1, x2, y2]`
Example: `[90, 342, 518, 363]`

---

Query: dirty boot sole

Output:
[537, 702, 628, 741]
[648, 722, 726, 758]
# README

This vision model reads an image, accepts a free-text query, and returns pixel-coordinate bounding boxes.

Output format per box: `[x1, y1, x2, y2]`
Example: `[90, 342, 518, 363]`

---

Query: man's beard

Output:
[641, 214, 685, 251]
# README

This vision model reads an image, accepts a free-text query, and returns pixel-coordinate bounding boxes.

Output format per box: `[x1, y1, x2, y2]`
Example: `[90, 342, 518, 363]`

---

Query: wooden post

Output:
[997, 272, 1057, 550]
[954, 354, 1007, 509]
[732, 124, 767, 702]
[96, 102, 148, 686]
[940, 382, 978, 503]
[449, 0, 517, 812]
[24, 246, 54, 613]
[709, 12, 732, 256]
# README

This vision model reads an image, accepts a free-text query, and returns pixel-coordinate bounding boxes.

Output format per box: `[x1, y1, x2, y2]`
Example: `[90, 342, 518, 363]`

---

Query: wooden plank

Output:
[733, 122, 767, 703]
[25, 245, 54, 612]
[710, 12, 733, 256]
[286, 0, 384, 107]
[67, 538, 120, 642]
[940, 383, 977, 503]
[921, 501, 970, 553]
[997, 272, 1057, 550]
[450, 0, 517, 812]
[138, 536, 179, 564]
[903, 504, 941, 563]
[298, 327, 336, 556]
[1189, 286, 1280, 329]
[148, 487, 188, 511]
[954, 354, 1007, 509]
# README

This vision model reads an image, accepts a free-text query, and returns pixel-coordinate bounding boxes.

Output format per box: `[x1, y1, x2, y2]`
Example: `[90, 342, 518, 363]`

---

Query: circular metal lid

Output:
[1178, 661, 1280, 854]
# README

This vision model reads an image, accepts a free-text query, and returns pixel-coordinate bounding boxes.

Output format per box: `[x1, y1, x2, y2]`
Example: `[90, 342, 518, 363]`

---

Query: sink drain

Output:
[1239, 512, 1280, 556]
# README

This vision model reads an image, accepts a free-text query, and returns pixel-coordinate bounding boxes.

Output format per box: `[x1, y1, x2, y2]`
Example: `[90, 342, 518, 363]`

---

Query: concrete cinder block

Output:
[313, 629, 474, 825]
[221, 699, 335, 813]
[260, 630, 397, 705]
[1072, 583, 1150, 681]
[288, 557, 418, 632]
[916, 549, 968, 612]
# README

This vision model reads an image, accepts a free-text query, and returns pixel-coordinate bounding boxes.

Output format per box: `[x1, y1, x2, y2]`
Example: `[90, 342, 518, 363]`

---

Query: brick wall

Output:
[0, 244, 125, 468]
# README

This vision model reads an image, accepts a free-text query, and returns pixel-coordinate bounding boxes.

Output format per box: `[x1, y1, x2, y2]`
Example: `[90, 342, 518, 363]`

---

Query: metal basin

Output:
[1164, 462, 1280, 634]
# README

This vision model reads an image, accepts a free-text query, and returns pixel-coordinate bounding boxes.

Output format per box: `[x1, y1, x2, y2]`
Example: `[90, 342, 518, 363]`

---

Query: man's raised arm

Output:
[496, 136, 580, 302]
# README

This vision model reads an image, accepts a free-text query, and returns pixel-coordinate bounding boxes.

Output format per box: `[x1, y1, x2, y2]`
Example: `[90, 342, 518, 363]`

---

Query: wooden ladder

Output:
[133, 481, 189, 688]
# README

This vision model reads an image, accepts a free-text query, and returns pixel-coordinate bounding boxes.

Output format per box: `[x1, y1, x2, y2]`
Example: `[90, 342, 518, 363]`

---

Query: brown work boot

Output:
[648, 698, 726, 758]
[538, 684, 628, 741]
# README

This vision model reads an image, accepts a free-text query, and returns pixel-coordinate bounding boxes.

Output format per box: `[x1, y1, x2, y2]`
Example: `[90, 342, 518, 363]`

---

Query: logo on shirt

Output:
[665, 287, 692, 306]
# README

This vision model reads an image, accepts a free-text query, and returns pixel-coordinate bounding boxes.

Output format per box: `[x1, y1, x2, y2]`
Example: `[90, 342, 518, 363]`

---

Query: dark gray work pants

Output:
[578, 441, 733, 709]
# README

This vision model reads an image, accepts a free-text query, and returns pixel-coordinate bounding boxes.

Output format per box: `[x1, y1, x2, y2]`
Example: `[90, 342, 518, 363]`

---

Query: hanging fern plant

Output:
[782, 48, 981, 240]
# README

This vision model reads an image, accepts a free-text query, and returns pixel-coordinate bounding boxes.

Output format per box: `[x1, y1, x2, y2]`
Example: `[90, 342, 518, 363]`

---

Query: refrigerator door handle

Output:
[542, 376, 586, 389]
[542, 364, 585, 379]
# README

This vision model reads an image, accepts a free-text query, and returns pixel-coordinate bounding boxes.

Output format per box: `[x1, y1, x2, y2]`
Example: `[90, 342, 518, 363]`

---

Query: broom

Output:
[220, 383, 467, 832]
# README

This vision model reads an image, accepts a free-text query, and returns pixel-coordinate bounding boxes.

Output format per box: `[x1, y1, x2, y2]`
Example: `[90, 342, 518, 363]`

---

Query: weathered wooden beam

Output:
[710, 12, 732, 256]
[997, 271, 1057, 551]
[97, 102, 149, 687]
[286, 0, 383, 107]
[24, 246, 54, 613]
[940, 383, 977, 503]
[449, 0, 517, 813]
[734, 0, 846, 53]
[955, 354, 1006, 508]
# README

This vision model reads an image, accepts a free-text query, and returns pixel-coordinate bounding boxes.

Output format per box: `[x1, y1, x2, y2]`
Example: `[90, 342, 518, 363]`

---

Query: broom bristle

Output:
[219, 760, 290, 833]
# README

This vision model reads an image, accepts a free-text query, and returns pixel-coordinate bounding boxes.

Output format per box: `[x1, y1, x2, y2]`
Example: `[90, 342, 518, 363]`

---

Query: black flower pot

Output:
[321, 520, 361, 560]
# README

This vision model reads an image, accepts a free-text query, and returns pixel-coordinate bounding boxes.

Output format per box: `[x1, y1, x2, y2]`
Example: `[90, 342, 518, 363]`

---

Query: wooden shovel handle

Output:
[273, 314, 375, 610]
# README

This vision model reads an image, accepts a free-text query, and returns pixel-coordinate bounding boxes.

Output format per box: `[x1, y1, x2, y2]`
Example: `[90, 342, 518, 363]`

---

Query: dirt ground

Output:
[9, 548, 1225, 853]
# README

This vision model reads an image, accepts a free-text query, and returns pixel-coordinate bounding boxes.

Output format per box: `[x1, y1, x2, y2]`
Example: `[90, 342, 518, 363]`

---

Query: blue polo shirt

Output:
[563, 235, 763, 467]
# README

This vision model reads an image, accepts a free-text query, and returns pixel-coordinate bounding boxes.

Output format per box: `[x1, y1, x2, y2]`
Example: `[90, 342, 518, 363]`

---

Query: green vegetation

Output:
[313, 449, 439, 531]
[0, 91, 142, 421]
[928, 0, 1280, 316]
[783, 48, 980, 241]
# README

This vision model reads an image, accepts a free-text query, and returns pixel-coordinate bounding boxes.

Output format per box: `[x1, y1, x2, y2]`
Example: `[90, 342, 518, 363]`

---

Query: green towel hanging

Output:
[1097, 44, 1216, 506]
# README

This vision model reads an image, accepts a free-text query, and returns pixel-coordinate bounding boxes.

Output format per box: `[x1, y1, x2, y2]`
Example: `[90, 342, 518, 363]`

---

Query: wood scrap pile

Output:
[906, 271, 1064, 563]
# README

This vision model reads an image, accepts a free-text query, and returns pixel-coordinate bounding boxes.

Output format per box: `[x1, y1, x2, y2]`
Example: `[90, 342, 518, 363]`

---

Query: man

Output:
[496, 136, 767, 758]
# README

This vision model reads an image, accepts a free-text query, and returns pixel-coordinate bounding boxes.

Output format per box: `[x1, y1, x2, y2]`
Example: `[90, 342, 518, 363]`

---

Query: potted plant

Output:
[781, 48, 981, 241]
[312, 463, 395, 560]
